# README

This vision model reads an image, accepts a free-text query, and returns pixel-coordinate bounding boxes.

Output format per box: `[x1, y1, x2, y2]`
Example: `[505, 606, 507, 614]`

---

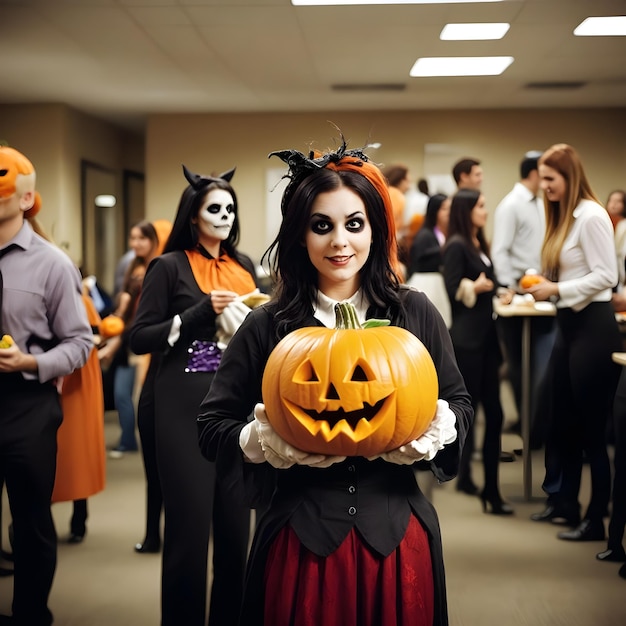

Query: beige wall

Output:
[146, 108, 626, 265]
[0, 103, 143, 268]
[3, 106, 625, 272]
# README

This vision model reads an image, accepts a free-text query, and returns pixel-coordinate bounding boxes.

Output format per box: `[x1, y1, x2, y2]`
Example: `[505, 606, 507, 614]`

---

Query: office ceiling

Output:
[1, 0, 625, 133]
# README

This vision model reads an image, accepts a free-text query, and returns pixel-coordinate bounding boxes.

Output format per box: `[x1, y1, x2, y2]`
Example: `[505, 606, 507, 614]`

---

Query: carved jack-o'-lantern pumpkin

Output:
[262, 302, 439, 457]
[99, 315, 125, 339]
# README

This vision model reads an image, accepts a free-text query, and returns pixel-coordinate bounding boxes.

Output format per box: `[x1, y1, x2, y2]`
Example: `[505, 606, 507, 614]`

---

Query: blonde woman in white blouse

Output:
[524, 144, 622, 542]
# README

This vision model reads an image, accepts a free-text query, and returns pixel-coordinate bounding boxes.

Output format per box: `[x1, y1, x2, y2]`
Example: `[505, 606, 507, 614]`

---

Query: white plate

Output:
[534, 302, 555, 312]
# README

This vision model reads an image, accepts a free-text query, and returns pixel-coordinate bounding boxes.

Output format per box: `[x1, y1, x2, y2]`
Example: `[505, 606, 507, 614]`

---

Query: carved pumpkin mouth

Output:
[283, 394, 395, 443]
[303, 397, 385, 429]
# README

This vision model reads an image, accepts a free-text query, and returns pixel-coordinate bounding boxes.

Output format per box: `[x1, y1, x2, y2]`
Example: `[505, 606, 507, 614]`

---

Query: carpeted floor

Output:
[1, 383, 625, 625]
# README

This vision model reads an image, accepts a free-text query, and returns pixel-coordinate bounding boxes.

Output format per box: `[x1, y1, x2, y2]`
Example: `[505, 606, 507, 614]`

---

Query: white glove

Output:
[371, 399, 458, 465]
[216, 300, 252, 350]
[239, 403, 346, 469]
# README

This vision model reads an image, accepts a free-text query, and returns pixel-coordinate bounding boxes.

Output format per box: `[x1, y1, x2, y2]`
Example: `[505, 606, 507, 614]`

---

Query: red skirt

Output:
[263, 515, 434, 626]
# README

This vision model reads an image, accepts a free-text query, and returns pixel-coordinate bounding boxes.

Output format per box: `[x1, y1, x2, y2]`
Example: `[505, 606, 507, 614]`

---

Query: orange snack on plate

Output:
[520, 274, 546, 290]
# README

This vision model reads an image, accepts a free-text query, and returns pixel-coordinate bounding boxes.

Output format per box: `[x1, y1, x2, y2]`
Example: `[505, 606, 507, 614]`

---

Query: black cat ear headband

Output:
[181, 164, 236, 189]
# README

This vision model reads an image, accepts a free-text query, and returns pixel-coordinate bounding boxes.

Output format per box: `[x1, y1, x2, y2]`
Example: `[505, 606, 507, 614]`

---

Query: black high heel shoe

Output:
[134, 538, 161, 554]
[67, 524, 86, 544]
[480, 492, 514, 516]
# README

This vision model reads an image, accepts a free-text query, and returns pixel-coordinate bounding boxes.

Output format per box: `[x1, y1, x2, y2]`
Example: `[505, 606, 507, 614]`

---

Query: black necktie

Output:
[0, 244, 19, 336]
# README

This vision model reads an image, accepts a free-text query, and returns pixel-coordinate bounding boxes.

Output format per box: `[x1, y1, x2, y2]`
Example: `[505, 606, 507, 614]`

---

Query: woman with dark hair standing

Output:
[130, 167, 258, 626]
[133, 218, 172, 555]
[101, 220, 160, 457]
[409, 193, 450, 275]
[610, 190, 626, 290]
[198, 137, 473, 626]
[407, 193, 452, 327]
[526, 144, 621, 541]
[442, 189, 514, 513]
[606, 189, 626, 231]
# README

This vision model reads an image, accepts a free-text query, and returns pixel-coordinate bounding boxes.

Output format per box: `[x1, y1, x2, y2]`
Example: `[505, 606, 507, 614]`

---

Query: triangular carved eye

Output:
[350, 361, 375, 382]
[294, 359, 319, 382]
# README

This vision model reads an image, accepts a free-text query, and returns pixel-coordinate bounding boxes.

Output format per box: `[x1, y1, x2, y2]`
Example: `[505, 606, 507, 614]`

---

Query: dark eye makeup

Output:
[206, 203, 234, 214]
[309, 214, 365, 235]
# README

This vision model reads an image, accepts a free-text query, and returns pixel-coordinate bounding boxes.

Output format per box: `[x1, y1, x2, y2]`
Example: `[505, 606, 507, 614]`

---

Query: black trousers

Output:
[454, 327, 505, 496]
[0, 373, 62, 626]
[136, 357, 162, 545]
[549, 303, 621, 521]
[156, 383, 250, 626]
[609, 368, 626, 550]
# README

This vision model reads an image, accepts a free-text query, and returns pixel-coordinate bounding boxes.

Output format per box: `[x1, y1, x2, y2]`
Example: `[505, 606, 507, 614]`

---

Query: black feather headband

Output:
[268, 132, 372, 183]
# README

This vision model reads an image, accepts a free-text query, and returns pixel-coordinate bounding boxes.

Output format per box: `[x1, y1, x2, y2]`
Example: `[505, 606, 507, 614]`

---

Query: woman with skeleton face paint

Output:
[130, 166, 260, 626]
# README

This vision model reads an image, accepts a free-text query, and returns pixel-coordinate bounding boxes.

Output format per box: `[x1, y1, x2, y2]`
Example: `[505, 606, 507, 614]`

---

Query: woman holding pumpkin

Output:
[442, 189, 515, 514]
[197, 136, 473, 626]
[129, 166, 259, 626]
[524, 144, 621, 542]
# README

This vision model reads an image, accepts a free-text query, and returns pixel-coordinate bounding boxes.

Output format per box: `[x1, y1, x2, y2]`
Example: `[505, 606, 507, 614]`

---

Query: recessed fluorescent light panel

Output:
[94, 194, 117, 208]
[410, 56, 514, 77]
[292, 1, 502, 5]
[440, 23, 510, 40]
[574, 16, 626, 36]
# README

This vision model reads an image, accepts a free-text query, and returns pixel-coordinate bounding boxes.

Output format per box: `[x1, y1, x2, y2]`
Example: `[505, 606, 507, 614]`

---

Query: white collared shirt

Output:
[492, 182, 545, 287]
[557, 199, 617, 311]
[313, 289, 370, 328]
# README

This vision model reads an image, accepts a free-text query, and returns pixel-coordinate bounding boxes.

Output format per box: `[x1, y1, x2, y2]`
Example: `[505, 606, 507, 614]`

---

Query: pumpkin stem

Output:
[333, 302, 390, 329]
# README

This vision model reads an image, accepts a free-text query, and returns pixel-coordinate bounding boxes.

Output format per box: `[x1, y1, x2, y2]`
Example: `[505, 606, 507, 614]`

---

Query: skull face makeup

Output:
[195, 188, 235, 243]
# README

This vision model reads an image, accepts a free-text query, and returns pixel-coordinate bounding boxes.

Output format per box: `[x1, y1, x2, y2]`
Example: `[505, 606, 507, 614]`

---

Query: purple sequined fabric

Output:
[185, 340, 222, 373]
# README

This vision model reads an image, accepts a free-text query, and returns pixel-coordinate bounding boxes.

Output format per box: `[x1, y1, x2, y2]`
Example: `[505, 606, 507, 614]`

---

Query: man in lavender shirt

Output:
[0, 146, 92, 625]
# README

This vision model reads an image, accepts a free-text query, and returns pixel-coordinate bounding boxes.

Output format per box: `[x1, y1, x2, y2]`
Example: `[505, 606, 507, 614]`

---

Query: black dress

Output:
[198, 287, 473, 626]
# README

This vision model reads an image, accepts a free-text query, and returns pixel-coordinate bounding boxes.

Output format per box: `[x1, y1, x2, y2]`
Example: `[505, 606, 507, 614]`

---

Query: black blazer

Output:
[409, 226, 443, 274]
[442, 235, 500, 351]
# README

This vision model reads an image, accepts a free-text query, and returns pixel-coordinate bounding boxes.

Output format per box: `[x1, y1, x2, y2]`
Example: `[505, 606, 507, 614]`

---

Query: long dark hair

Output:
[164, 167, 241, 257]
[263, 167, 401, 338]
[423, 193, 448, 230]
[447, 189, 490, 257]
